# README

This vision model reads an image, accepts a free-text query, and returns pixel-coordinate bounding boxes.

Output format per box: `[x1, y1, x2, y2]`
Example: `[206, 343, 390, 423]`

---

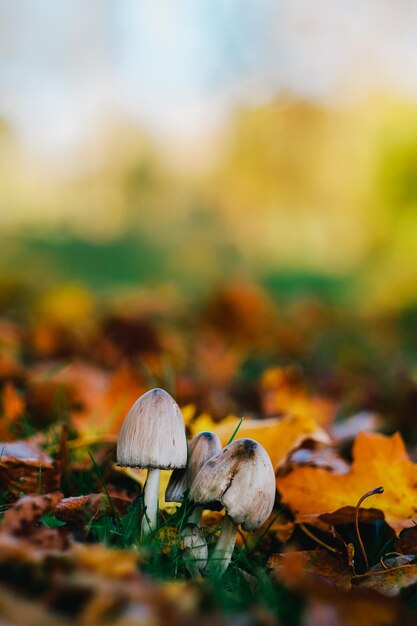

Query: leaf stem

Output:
[299, 523, 339, 554]
[355, 486, 384, 571]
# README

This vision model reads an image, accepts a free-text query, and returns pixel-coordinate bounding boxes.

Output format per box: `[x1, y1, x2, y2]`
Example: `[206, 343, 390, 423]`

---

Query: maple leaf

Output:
[277, 431, 417, 532]
[212, 413, 329, 470]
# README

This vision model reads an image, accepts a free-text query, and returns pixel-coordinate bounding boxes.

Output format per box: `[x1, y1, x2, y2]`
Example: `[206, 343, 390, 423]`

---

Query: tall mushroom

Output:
[189, 438, 276, 576]
[165, 431, 221, 522]
[117, 388, 187, 535]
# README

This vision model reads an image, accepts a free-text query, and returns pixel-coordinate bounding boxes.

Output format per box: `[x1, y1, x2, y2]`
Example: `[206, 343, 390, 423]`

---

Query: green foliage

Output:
[39, 512, 66, 528]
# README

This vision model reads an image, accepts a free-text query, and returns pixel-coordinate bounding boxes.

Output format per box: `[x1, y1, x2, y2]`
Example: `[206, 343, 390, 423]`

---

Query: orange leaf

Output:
[277, 431, 417, 532]
[260, 366, 337, 427]
[2, 382, 25, 422]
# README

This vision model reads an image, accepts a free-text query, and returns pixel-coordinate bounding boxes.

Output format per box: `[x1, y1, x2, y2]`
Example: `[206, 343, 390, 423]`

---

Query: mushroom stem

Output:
[141, 468, 161, 535]
[209, 514, 237, 576]
[188, 505, 203, 524]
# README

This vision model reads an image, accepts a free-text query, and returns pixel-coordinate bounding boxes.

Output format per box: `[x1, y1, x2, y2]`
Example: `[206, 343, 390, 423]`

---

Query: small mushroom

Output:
[165, 431, 222, 523]
[180, 523, 208, 577]
[117, 388, 187, 535]
[189, 438, 276, 576]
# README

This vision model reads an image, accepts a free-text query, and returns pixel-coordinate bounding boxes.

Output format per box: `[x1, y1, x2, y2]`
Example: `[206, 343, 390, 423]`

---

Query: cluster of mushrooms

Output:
[117, 388, 276, 577]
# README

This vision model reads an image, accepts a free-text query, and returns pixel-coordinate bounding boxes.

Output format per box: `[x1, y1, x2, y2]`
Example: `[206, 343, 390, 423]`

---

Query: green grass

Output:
[83, 496, 303, 625]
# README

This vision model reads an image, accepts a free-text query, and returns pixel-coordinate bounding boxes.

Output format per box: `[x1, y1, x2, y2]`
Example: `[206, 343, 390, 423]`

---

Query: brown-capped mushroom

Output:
[189, 438, 276, 575]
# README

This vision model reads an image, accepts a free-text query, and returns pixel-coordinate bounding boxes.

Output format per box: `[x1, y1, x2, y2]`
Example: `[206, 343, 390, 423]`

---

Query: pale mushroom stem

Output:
[209, 514, 237, 576]
[141, 468, 161, 535]
[188, 505, 203, 524]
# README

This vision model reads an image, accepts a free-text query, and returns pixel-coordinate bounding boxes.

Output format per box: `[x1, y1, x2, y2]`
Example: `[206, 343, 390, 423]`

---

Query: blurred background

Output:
[2, 1, 417, 433]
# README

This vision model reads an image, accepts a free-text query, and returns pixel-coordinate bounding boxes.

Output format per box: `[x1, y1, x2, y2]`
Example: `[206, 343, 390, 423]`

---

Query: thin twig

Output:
[299, 523, 339, 554]
[352, 563, 416, 579]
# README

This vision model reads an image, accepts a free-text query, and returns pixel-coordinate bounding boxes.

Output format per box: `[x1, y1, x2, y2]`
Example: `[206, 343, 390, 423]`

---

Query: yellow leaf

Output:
[213, 413, 329, 470]
[113, 466, 176, 512]
[189, 412, 237, 438]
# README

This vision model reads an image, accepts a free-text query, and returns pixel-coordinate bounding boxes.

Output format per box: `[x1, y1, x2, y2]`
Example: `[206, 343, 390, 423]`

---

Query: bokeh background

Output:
[2, 1, 417, 435]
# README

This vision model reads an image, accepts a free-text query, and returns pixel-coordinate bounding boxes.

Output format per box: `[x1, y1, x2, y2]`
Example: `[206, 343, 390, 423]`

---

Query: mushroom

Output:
[180, 523, 208, 577]
[165, 431, 222, 523]
[189, 438, 276, 576]
[117, 388, 187, 535]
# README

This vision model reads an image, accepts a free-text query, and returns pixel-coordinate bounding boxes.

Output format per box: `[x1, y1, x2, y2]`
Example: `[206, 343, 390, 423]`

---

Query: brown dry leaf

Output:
[397, 526, 417, 555]
[277, 432, 417, 532]
[213, 413, 329, 470]
[61, 362, 144, 436]
[269, 549, 353, 591]
[281, 443, 350, 474]
[318, 507, 385, 528]
[302, 593, 402, 626]
[270, 549, 404, 626]
[267, 515, 295, 543]
[0, 492, 68, 555]
[0, 440, 60, 497]
[2, 492, 63, 534]
[28, 361, 144, 437]
[54, 493, 131, 527]
[353, 556, 417, 596]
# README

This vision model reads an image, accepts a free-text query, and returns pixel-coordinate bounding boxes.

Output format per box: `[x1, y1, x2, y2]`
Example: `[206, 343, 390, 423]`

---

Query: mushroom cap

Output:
[117, 388, 187, 469]
[189, 438, 276, 531]
[165, 431, 222, 502]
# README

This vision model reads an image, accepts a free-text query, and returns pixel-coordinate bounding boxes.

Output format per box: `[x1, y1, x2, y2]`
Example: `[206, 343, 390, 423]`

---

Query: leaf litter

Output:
[1, 284, 417, 625]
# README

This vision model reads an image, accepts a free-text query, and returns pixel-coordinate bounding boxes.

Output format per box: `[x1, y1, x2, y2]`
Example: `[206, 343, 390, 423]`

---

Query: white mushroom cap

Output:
[117, 388, 187, 469]
[189, 438, 276, 531]
[165, 431, 222, 502]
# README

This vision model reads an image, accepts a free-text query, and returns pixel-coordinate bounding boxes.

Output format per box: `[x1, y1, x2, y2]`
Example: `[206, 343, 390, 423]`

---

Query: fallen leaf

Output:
[330, 411, 382, 444]
[188, 412, 237, 438]
[0, 440, 59, 497]
[54, 493, 131, 527]
[2, 492, 63, 534]
[277, 432, 417, 532]
[0, 492, 68, 554]
[397, 526, 417, 555]
[113, 465, 175, 512]
[260, 366, 337, 427]
[353, 556, 417, 596]
[269, 549, 353, 591]
[73, 543, 139, 578]
[213, 413, 330, 470]
[2, 382, 25, 422]
[280, 443, 350, 474]
[302, 592, 402, 626]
